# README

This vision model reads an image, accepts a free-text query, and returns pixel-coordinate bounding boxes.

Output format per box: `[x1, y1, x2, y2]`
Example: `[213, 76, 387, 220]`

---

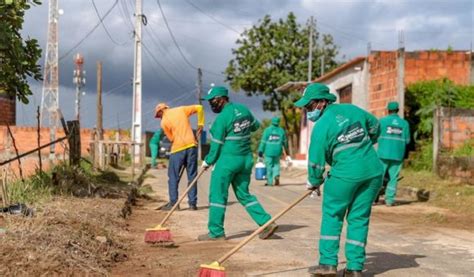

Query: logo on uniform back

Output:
[233, 119, 251, 133]
[387, 126, 403, 136]
[337, 122, 365, 144]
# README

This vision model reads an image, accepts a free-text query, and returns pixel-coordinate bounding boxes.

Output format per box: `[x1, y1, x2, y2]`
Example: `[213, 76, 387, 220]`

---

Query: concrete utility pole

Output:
[307, 16, 314, 82]
[197, 68, 203, 161]
[73, 53, 86, 121]
[96, 61, 103, 140]
[397, 30, 405, 118]
[131, 0, 143, 165]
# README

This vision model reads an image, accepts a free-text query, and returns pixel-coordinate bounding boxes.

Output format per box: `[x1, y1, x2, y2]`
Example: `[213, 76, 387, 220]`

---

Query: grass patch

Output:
[399, 169, 474, 217]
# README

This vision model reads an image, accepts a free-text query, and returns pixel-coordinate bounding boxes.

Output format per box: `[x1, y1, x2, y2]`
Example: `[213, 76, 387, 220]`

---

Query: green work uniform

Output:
[204, 102, 272, 238]
[258, 117, 288, 186]
[149, 129, 163, 167]
[308, 103, 383, 271]
[377, 114, 410, 205]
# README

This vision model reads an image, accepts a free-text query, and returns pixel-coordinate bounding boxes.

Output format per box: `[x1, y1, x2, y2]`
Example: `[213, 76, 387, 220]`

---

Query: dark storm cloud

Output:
[18, 0, 473, 130]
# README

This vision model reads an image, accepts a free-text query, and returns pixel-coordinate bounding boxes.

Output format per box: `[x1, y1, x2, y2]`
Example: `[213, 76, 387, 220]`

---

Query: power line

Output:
[142, 42, 194, 90]
[91, 0, 129, 46]
[182, 0, 241, 34]
[59, 0, 119, 61]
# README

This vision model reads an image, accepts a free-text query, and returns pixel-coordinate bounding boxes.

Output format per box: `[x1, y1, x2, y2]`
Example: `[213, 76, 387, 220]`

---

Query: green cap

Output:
[202, 86, 228, 100]
[387, 101, 399, 111]
[271, 117, 280, 126]
[294, 83, 337, 107]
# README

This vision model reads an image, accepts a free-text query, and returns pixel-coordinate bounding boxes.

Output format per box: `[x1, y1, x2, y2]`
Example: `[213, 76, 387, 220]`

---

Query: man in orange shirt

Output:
[154, 103, 205, 211]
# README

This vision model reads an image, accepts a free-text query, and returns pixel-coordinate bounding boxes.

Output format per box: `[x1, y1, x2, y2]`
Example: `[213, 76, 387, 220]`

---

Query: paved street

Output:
[145, 167, 474, 276]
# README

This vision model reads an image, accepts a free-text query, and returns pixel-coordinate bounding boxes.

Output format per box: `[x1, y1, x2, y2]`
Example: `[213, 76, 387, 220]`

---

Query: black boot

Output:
[308, 264, 337, 276]
[343, 269, 363, 277]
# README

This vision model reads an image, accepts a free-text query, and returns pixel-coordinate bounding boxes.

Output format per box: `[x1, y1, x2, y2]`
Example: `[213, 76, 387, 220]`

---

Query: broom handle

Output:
[217, 189, 315, 264]
[159, 168, 206, 226]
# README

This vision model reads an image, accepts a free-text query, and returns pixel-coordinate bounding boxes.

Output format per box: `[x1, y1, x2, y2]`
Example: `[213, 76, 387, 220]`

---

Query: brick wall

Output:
[368, 51, 399, 117]
[437, 107, 474, 149]
[404, 51, 471, 86]
[0, 126, 130, 178]
[0, 95, 16, 126]
[367, 50, 472, 118]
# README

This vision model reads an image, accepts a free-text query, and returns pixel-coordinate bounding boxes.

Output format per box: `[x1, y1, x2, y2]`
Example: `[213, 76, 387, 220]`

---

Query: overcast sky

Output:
[18, 0, 473, 132]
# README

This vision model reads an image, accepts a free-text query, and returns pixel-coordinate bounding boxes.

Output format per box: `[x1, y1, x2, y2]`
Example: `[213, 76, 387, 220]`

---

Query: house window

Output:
[338, 84, 352, 103]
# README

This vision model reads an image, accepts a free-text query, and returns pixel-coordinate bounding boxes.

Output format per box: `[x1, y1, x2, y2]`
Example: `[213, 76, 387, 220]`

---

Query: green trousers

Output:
[149, 142, 159, 167]
[208, 154, 271, 238]
[319, 175, 382, 271]
[264, 156, 280, 185]
[380, 159, 403, 205]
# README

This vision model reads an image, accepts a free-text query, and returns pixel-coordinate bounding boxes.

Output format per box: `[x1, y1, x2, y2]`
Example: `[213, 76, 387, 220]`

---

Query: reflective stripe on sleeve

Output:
[225, 135, 251, 141]
[378, 136, 406, 142]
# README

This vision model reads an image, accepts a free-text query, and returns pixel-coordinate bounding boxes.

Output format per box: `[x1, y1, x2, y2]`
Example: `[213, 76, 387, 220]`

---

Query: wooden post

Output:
[433, 107, 440, 173]
[36, 106, 43, 173]
[67, 120, 81, 166]
[97, 61, 103, 140]
[1, 169, 8, 207]
[6, 124, 24, 182]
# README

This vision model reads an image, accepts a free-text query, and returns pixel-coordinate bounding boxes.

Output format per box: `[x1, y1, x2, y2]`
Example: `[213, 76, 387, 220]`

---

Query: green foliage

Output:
[0, 0, 42, 104]
[450, 139, 474, 157]
[225, 13, 339, 152]
[406, 140, 433, 171]
[405, 79, 474, 139]
[8, 171, 53, 204]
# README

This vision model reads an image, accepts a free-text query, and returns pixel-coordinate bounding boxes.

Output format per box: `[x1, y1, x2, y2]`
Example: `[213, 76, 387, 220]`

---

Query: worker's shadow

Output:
[361, 252, 425, 276]
[226, 224, 308, 240]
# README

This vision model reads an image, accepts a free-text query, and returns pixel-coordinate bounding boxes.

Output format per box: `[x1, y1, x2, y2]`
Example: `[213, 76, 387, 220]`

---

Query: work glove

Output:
[285, 156, 292, 167]
[201, 161, 211, 170]
[258, 151, 263, 158]
[306, 180, 321, 196]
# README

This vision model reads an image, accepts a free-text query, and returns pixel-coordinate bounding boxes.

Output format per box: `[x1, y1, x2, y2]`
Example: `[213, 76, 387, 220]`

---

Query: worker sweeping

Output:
[258, 117, 288, 186]
[294, 83, 383, 277]
[149, 128, 163, 169]
[198, 86, 278, 241]
[154, 103, 204, 211]
[377, 101, 410, 206]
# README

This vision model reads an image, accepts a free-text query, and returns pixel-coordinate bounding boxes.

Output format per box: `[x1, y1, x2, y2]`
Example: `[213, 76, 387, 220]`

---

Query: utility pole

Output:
[131, 0, 143, 166]
[73, 53, 86, 121]
[307, 16, 314, 82]
[96, 61, 103, 140]
[197, 68, 203, 161]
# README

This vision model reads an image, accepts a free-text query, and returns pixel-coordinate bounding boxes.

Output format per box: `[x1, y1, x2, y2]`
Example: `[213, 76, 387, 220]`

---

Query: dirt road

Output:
[112, 167, 474, 276]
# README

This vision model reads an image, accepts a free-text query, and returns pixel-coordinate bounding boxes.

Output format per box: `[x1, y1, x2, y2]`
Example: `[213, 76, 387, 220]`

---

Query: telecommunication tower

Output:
[40, 0, 62, 159]
[73, 53, 86, 121]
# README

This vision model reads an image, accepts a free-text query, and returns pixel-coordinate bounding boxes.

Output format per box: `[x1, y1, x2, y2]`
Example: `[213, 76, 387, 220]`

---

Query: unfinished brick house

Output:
[278, 49, 473, 159]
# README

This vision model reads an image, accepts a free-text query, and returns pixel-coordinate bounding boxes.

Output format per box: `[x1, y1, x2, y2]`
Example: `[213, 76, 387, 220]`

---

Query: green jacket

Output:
[150, 129, 163, 145]
[258, 124, 287, 157]
[308, 104, 383, 186]
[377, 114, 410, 161]
[204, 102, 260, 165]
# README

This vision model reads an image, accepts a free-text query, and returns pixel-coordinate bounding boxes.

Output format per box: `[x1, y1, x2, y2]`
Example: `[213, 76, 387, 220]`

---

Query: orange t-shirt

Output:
[160, 105, 205, 153]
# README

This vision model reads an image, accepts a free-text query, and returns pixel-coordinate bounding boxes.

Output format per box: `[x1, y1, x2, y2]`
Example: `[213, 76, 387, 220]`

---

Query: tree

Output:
[225, 13, 339, 153]
[0, 0, 42, 104]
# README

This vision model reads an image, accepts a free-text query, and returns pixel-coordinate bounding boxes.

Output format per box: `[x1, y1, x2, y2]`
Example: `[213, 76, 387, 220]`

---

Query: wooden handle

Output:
[217, 189, 313, 264]
[159, 168, 206, 226]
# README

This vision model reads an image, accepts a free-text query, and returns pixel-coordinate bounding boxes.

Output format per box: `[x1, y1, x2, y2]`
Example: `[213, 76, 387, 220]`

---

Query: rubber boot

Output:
[308, 264, 337, 276]
[343, 269, 363, 277]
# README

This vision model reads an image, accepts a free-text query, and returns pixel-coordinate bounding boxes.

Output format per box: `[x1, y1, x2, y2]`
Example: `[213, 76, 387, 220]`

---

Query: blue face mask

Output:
[307, 109, 321, 122]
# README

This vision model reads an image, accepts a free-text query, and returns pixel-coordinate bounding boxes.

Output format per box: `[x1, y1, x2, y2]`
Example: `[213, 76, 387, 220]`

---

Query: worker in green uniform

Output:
[377, 101, 410, 206]
[149, 129, 164, 168]
[197, 86, 278, 241]
[295, 83, 383, 277]
[258, 117, 288, 186]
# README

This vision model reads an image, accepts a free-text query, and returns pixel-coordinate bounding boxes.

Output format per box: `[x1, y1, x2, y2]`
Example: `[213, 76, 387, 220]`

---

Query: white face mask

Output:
[307, 102, 324, 122]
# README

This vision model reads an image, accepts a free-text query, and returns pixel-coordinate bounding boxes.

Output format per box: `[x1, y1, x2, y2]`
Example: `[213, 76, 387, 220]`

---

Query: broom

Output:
[199, 188, 320, 276]
[144, 167, 206, 245]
